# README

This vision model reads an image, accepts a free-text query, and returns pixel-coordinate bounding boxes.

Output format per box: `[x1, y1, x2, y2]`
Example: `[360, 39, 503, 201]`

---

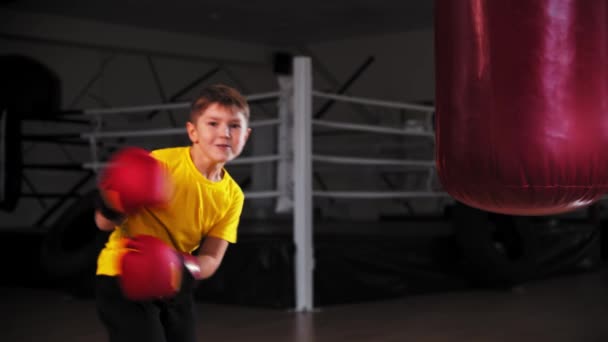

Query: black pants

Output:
[96, 276, 197, 342]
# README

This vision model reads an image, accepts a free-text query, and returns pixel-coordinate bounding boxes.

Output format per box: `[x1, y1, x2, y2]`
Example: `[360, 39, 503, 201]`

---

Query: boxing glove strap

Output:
[182, 254, 202, 280]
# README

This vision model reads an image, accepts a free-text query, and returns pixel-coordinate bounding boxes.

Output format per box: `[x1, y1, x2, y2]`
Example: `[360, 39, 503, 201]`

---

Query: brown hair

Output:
[189, 84, 250, 123]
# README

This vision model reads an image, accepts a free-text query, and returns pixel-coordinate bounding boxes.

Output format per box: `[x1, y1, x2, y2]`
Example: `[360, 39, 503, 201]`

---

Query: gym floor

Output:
[2, 266, 608, 342]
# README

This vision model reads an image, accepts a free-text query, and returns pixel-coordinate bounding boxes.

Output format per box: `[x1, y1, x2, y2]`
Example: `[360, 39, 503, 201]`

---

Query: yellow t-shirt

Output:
[96, 146, 244, 276]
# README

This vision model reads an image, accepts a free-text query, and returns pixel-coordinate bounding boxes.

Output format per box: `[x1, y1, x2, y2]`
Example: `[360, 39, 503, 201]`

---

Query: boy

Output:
[94, 84, 251, 342]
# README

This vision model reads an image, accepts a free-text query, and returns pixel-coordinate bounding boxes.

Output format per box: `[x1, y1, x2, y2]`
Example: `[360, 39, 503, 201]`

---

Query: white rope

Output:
[246, 91, 282, 102]
[82, 162, 105, 170]
[84, 103, 189, 116]
[313, 154, 435, 167]
[313, 191, 449, 199]
[313, 90, 435, 113]
[250, 118, 282, 128]
[83, 154, 280, 170]
[313, 119, 434, 137]
[82, 127, 183, 139]
[228, 154, 281, 165]
[244, 191, 281, 199]
[76, 91, 281, 117]
[81, 118, 282, 139]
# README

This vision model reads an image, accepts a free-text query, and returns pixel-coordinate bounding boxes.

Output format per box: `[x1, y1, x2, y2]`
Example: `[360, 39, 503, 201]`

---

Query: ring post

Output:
[293, 56, 314, 312]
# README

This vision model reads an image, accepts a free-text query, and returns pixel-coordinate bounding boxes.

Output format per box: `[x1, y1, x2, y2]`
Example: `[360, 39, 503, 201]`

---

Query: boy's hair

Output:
[189, 84, 250, 123]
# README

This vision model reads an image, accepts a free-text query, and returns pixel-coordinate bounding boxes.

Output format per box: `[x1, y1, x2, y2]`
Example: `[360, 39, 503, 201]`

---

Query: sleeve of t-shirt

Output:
[150, 149, 167, 164]
[150, 149, 172, 174]
[207, 189, 244, 243]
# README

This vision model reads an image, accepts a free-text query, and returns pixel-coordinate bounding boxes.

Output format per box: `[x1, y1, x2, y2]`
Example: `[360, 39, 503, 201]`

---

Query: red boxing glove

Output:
[119, 235, 183, 300]
[119, 235, 202, 301]
[98, 147, 172, 215]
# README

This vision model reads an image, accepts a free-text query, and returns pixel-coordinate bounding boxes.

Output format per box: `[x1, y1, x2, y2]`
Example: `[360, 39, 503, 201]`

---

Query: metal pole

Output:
[292, 56, 314, 312]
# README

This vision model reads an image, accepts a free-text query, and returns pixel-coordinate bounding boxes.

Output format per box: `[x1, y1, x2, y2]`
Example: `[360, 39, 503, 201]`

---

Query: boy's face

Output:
[187, 103, 251, 164]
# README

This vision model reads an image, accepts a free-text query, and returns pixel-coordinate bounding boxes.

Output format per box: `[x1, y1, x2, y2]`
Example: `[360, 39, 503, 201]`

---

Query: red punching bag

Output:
[435, 0, 608, 215]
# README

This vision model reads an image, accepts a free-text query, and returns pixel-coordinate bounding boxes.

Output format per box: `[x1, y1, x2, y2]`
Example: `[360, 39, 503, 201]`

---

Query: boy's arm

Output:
[182, 186, 242, 280]
[183, 236, 229, 280]
[95, 210, 121, 231]
[94, 191, 127, 231]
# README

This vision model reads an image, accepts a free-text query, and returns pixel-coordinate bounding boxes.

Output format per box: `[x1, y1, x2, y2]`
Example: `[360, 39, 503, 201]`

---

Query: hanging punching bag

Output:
[435, 0, 608, 215]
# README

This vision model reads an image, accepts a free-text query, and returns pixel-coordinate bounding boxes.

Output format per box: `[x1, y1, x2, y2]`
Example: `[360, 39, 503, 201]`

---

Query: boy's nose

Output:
[222, 125, 231, 137]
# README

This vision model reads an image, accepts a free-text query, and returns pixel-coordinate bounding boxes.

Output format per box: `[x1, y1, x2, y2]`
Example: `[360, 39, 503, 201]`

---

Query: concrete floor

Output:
[2, 267, 608, 342]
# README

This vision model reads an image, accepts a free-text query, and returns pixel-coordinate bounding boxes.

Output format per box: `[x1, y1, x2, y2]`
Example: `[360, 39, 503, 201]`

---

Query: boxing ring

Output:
[78, 56, 449, 311]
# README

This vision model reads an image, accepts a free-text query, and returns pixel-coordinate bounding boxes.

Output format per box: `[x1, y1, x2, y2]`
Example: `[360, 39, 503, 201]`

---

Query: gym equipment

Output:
[435, 0, 608, 215]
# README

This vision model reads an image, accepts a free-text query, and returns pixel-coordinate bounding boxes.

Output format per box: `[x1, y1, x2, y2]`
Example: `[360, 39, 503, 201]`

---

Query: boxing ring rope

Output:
[312, 90, 435, 112]
[81, 118, 281, 139]
[313, 155, 434, 167]
[312, 119, 434, 137]
[70, 91, 282, 117]
[78, 57, 443, 312]
[82, 155, 282, 177]
[310, 91, 441, 199]
[312, 191, 447, 199]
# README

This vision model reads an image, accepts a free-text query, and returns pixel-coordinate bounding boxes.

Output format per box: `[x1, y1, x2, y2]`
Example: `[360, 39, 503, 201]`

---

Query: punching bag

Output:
[435, 0, 608, 215]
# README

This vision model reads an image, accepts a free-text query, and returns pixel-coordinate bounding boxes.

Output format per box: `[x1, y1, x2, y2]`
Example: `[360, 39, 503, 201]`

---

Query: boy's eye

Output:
[208, 122, 218, 126]
[230, 124, 241, 129]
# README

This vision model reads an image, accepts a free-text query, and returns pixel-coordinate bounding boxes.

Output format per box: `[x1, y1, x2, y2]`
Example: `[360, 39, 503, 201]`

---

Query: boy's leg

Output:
[160, 289, 197, 342]
[96, 275, 166, 342]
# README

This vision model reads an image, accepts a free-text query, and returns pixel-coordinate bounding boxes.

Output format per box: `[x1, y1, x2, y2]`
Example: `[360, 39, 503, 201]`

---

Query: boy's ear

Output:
[245, 127, 252, 141]
[186, 121, 198, 143]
